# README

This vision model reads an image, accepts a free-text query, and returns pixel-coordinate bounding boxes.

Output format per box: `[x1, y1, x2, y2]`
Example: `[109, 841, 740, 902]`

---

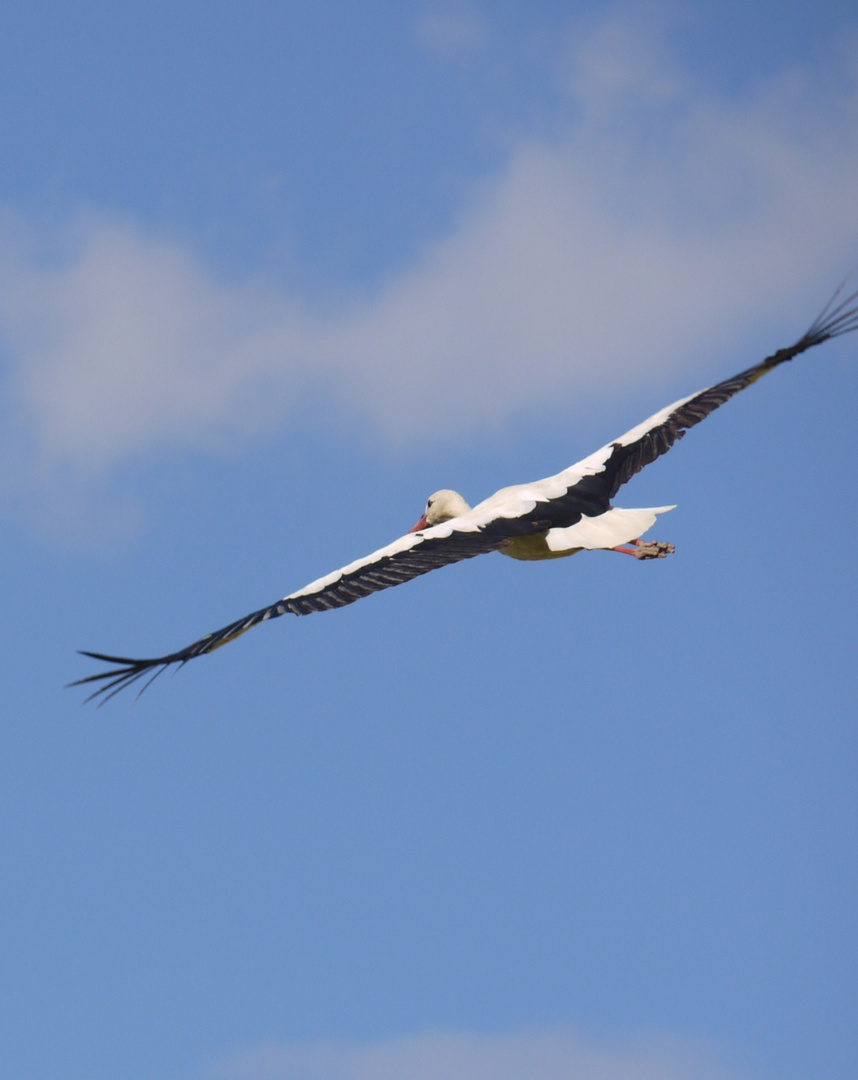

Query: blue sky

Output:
[1, 3, 858, 1079]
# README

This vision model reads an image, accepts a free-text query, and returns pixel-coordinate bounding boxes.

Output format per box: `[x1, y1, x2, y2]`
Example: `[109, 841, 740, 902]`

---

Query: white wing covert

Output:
[72, 281, 858, 703]
[538, 284, 858, 515]
[72, 523, 506, 703]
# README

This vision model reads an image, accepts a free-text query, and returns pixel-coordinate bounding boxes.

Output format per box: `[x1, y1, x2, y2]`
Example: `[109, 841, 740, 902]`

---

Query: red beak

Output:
[409, 514, 429, 533]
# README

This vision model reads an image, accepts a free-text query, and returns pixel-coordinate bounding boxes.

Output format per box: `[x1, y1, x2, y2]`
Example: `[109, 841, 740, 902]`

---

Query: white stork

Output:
[73, 284, 858, 702]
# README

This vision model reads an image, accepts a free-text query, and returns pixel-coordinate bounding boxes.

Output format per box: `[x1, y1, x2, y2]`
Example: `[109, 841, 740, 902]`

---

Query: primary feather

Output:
[71, 281, 858, 703]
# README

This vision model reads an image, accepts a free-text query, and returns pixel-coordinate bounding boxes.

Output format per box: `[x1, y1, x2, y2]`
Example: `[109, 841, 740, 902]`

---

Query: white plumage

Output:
[73, 283, 858, 702]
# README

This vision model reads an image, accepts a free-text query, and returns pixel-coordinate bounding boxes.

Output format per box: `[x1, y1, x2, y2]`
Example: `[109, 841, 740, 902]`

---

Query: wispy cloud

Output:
[560, 4, 686, 114]
[208, 1028, 744, 1080]
[1, 8, 857, 526]
[416, 3, 489, 62]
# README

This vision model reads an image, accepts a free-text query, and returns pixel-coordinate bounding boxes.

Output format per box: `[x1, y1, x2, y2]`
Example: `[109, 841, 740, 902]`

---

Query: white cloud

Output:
[560, 4, 686, 115]
[1, 9, 857, 525]
[416, 4, 488, 62]
[207, 1028, 744, 1080]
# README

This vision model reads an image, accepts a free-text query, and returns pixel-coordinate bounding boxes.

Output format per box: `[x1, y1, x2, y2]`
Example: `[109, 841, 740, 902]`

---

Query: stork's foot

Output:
[612, 539, 676, 559]
[634, 540, 675, 559]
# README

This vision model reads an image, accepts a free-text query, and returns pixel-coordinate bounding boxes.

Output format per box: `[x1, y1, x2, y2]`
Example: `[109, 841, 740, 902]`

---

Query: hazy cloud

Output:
[560, 4, 686, 114]
[1, 9, 857, 521]
[416, 3, 488, 61]
[208, 1028, 743, 1080]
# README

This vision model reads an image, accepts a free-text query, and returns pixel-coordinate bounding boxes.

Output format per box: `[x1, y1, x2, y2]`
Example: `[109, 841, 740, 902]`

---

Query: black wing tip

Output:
[803, 274, 858, 346]
[67, 601, 285, 705]
[76, 648, 149, 665]
[69, 650, 178, 705]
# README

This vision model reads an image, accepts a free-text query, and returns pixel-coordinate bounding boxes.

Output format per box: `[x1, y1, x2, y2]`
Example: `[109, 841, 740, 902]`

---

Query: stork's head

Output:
[408, 489, 472, 532]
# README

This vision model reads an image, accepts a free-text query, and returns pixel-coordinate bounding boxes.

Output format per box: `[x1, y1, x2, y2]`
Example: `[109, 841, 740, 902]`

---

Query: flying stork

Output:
[73, 283, 858, 703]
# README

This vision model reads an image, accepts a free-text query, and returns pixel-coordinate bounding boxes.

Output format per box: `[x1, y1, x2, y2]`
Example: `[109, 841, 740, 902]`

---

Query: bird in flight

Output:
[73, 282, 858, 703]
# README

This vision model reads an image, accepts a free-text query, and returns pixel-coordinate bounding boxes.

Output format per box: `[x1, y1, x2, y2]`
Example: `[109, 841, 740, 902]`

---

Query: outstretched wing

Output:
[73, 281, 858, 703]
[549, 282, 858, 506]
[72, 524, 505, 704]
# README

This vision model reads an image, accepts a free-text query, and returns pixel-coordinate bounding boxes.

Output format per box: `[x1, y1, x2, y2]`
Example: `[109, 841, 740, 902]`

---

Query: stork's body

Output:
[408, 487, 676, 562]
[72, 284, 858, 702]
